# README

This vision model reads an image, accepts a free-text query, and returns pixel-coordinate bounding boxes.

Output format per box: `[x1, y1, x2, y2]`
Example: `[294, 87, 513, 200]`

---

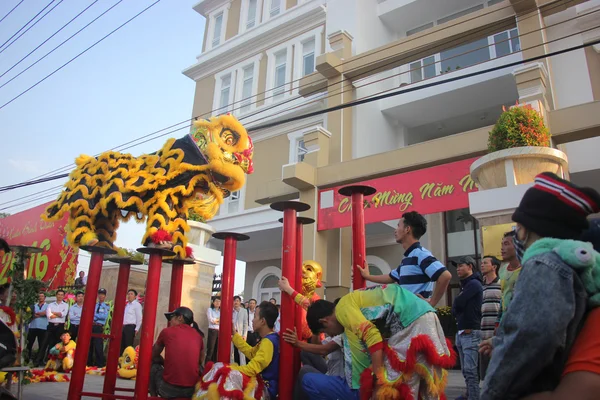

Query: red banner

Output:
[317, 158, 479, 231]
[0, 202, 78, 288]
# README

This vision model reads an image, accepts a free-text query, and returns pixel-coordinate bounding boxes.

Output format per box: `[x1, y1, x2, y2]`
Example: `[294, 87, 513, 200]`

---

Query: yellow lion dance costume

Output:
[43, 115, 254, 258]
[117, 346, 139, 380]
[45, 333, 76, 372]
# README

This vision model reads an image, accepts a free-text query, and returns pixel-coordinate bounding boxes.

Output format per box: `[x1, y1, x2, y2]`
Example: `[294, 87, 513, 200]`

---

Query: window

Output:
[493, 29, 521, 58]
[366, 265, 383, 288]
[296, 139, 308, 162]
[247, 0, 257, 29]
[273, 50, 287, 100]
[437, 4, 484, 25]
[440, 37, 490, 74]
[269, 0, 281, 17]
[406, 22, 434, 37]
[410, 55, 436, 83]
[240, 65, 254, 114]
[212, 12, 223, 48]
[302, 39, 316, 76]
[228, 191, 240, 213]
[259, 274, 280, 304]
[219, 73, 232, 113]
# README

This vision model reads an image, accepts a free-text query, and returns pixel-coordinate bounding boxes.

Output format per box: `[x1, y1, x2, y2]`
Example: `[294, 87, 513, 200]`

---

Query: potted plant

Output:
[470, 102, 568, 190]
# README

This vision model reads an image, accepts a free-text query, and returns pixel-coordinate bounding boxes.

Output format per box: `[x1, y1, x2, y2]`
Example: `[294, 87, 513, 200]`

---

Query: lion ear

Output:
[316, 279, 322, 288]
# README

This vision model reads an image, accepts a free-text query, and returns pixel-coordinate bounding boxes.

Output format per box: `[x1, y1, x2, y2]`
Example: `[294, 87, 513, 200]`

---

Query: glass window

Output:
[247, 0, 257, 29]
[296, 139, 308, 162]
[261, 274, 279, 288]
[212, 13, 223, 48]
[423, 55, 436, 79]
[219, 73, 231, 112]
[440, 37, 490, 73]
[270, 0, 281, 17]
[240, 65, 254, 114]
[437, 4, 484, 25]
[410, 61, 422, 83]
[273, 50, 287, 100]
[302, 39, 315, 76]
[406, 22, 434, 36]
[510, 29, 521, 52]
[228, 190, 240, 213]
[494, 31, 511, 57]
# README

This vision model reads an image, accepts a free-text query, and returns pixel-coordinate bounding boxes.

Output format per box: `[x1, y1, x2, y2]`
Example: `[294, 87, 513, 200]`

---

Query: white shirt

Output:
[123, 300, 142, 331]
[207, 308, 220, 330]
[248, 309, 255, 332]
[274, 316, 280, 333]
[46, 301, 69, 324]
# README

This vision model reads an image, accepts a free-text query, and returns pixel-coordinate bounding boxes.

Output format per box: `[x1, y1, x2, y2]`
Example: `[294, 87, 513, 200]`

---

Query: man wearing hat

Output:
[88, 288, 110, 367]
[451, 255, 483, 400]
[480, 172, 600, 400]
[150, 306, 204, 398]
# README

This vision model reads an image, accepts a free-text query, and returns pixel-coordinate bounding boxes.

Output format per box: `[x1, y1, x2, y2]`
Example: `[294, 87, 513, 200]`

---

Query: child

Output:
[194, 301, 279, 399]
[304, 284, 455, 400]
[46, 332, 76, 372]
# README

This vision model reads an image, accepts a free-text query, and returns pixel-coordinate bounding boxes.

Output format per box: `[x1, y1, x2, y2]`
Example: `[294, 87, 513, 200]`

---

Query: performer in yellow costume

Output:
[117, 346, 139, 380]
[45, 332, 76, 372]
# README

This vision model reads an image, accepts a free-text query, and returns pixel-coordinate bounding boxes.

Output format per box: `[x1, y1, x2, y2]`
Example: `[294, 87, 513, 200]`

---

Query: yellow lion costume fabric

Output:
[43, 115, 254, 258]
[117, 346, 138, 380]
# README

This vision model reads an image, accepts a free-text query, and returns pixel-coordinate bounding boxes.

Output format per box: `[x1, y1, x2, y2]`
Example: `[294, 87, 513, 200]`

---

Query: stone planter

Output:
[470, 146, 568, 190]
[187, 220, 216, 246]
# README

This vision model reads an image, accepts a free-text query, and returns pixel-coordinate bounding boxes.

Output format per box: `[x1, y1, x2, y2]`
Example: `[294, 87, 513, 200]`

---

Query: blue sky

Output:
[0, 0, 246, 295]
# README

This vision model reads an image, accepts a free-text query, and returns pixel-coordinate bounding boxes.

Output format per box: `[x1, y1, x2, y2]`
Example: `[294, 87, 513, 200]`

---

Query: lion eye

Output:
[221, 130, 238, 146]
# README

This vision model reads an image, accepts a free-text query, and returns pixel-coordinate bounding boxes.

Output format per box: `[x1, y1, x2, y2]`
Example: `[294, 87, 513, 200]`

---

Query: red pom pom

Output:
[186, 246, 194, 258]
[151, 229, 172, 244]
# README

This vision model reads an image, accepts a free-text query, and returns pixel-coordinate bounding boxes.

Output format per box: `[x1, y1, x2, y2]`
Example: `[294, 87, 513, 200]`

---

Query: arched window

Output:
[258, 274, 281, 304]
[366, 264, 384, 288]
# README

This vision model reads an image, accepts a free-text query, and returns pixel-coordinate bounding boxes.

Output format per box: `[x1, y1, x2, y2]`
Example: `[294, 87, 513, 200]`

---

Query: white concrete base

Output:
[468, 183, 533, 221]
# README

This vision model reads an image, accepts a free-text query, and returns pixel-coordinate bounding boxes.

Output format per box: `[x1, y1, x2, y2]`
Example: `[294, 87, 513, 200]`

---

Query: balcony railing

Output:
[406, 28, 521, 84]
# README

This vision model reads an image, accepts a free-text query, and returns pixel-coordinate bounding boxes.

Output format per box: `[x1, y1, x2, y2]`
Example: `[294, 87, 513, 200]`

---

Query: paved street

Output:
[18, 370, 466, 399]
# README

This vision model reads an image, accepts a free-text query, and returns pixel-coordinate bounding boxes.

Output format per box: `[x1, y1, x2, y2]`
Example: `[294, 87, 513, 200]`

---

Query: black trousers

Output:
[206, 328, 219, 363]
[121, 324, 136, 353]
[69, 324, 80, 342]
[88, 325, 105, 367]
[246, 331, 259, 348]
[37, 323, 64, 364]
[26, 328, 46, 361]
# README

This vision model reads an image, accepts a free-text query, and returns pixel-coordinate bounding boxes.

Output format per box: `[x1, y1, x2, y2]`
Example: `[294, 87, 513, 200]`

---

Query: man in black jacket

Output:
[452, 256, 483, 400]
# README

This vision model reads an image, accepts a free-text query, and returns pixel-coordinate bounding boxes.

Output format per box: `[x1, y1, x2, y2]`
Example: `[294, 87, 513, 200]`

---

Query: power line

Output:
[1, 37, 598, 211]
[0, 0, 25, 25]
[0, 0, 161, 110]
[0, 0, 56, 51]
[0, 0, 100, 80]
[0, 0, 124, 90]
[0, 0, 65, 55]
[2, 0, 581, 182]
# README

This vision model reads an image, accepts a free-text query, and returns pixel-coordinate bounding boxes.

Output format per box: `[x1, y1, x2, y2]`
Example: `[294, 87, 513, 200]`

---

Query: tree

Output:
[0, 213, 10, 218]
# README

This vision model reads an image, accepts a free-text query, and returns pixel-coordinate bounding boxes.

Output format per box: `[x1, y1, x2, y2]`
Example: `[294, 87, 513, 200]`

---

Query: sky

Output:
[0, 0, 246, 295]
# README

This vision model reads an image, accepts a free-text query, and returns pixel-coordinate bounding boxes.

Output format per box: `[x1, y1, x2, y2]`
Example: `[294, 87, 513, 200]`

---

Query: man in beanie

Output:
[480, 172, 600, 400]
[451, 256, 483, 400]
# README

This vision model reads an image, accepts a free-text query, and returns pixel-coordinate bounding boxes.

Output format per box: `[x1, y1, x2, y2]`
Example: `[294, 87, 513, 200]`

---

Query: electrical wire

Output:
[0, 0, 161, 110]
[0, 0, 585, 184]
[0, 0, 25, 25]
[0, 0, 56, 50]
[0, 0, 65, 55]
[0, 0, 100, 80]
[1, 36, 598, 212]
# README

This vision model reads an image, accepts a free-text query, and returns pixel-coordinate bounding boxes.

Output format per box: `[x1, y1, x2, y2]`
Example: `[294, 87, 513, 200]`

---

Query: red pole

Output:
[338, 186, 376, 291]
[168, 260, 185, 311]
[218, 237, 236, 363]
[103, 258, 135, 399]
[293, 220, 303, 378]
[280, 208, 297, 400]
[133, 251, 164, 400]
[68, 248, 111, 400]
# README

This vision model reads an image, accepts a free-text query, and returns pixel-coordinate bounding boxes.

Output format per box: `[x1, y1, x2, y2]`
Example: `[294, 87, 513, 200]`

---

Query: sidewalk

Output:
[20, 370, 466, 399]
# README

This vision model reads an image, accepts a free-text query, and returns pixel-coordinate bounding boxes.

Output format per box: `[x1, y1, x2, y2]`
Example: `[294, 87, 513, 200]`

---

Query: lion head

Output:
[190, 114, 254, 196]
[301, 260, 323, 295]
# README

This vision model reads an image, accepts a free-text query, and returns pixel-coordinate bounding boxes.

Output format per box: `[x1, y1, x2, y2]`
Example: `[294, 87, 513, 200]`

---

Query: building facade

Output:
[184, 0, 600, 305]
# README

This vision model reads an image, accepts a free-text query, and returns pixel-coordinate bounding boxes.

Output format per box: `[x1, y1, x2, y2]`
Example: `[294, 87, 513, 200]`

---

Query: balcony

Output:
[379, 28, 522, 145]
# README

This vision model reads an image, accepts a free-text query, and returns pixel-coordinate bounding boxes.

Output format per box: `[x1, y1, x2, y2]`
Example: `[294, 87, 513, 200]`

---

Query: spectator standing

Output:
[121, 289, 142, 352]
[41, 290, 68, 366]
[26, 292, 48, 364]
[205, 296, 220, 363]
[269, 298, 277, 305]
[451, 256, 483, 400]
[246, 299, 259, 347]
[357, 211, 452, 306]
[498, 231, 521, 319]
[274, 305, 281, 333]
[88, 288, 110, 367]
[479, 256, 501, 380]
[74, 271, 86, 288]
[68, 291, 84, 341]
[232, 296, 248, 365]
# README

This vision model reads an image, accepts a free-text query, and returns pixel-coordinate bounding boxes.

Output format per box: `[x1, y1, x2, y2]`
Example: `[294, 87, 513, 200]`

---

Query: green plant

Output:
[116, 248, 146, 264]
[9, 252, 47, 320]
[188, 208, 206, 223]
[488, 102, 550, 152]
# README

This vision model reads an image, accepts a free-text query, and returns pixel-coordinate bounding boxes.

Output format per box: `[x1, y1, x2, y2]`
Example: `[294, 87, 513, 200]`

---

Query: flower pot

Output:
[470, 146, 568, 190]
[187, 220, 216, 246]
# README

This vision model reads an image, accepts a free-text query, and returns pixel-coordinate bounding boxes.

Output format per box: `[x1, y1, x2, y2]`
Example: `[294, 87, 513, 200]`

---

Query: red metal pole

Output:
[67, 250, 105, 400]
[279, 207, 297, 400]
[351, 191, 367, 290]
[103, 260, 133, 399]
[293, 220, 303, 378]
[168, 260, 184, 311]
[133, 252, 163, 400]
[218, 237, 236, 363]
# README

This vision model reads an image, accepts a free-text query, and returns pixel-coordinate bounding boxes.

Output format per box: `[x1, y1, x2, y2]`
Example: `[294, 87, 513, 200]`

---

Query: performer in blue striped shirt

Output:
[357, 211, 452, 306]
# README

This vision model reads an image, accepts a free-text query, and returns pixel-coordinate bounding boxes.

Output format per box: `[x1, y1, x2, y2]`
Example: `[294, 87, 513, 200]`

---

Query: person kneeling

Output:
[304, 284, 456, 400]
[194, 301, 279, 400]
[150, 307, 204, 398]
[45, 332, 76, 372]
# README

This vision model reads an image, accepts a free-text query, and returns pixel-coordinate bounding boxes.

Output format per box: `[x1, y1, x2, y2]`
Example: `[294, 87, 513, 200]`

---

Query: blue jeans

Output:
[301, 373, 359, 400]
[456, 330, 481, 400]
